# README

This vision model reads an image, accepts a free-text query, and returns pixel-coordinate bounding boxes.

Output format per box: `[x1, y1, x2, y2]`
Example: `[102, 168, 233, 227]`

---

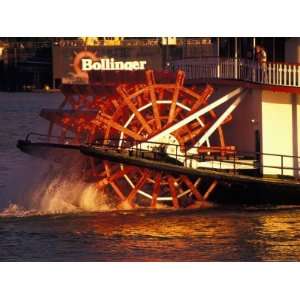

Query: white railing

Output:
[170, 57, 300, 88]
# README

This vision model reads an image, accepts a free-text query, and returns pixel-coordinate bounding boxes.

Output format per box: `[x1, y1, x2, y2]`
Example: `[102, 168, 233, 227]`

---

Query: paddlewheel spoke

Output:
[167, 176, 179, 208]
[151, 172, 162, 208]
[182, 176, 204, 202]
[203, 180, 218, 201]
[146, 70, 161, 130]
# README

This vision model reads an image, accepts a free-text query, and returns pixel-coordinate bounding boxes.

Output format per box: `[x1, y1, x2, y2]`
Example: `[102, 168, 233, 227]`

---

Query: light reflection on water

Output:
[1, 208, 300, 261]
[1, 93, 300, 261]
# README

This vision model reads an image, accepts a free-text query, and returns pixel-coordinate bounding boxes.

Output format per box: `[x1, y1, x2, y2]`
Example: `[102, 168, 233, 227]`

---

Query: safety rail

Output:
[90, 140, 300, 177]
[170, 57, 300, 88]
[24, 133, 300, 178]
[25, 132, 77, 143]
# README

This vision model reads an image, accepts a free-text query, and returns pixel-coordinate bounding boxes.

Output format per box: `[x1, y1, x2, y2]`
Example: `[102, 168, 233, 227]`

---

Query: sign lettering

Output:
[81, 58, 147, 71]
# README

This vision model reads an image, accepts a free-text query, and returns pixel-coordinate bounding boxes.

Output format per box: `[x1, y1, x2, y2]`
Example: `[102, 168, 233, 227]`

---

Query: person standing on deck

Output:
[255, 45, 268, 83]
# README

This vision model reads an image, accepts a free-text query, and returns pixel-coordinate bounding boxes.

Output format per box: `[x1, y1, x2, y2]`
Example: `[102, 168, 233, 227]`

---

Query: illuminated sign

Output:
[71, 50, 148, 82]
[81, 58, 147, 71]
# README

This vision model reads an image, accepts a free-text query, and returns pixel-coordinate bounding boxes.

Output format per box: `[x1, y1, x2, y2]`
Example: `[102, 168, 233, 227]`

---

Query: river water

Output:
[1, 92, 300, 261]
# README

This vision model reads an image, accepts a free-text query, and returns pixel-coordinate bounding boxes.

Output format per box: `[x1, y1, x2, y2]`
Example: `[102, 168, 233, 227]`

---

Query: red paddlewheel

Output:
[43, 69, 235, 209]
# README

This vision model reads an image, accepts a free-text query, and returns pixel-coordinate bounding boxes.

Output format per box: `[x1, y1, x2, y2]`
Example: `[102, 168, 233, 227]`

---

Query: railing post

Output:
[288, 65, 291, 86]
[234, 37, 238, 79]
[252, 61, 256, 82]
[298, 66, 300, 87]
[279, 64, 282, 85]
[283, 64, 287, 86]
[281, 155, 284, 176]
[232, 58, 236, 79]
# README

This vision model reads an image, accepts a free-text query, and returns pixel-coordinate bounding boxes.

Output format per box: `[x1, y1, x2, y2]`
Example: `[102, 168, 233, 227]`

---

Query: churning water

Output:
[1, 92, 300, 261]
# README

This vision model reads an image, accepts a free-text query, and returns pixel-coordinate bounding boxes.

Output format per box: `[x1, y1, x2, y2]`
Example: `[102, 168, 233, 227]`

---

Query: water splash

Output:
[0, 179, 112, 217]
[0, 203, 40, 217]
[32, 174, 112, 214]
[0, 156, 115, 217]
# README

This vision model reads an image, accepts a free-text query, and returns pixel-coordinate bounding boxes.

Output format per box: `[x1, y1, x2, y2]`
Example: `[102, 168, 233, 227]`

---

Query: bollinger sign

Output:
[82, 58, 147, 71]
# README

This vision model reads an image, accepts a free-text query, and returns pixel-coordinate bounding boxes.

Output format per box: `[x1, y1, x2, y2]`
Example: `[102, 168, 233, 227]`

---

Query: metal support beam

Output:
[192, 91, 246, 149]
[147, 88, 243, 144]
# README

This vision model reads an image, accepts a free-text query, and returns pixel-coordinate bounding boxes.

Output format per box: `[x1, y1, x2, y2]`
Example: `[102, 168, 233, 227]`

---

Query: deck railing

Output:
[170, 57, 300, 88]
[24, 132, 300, 179]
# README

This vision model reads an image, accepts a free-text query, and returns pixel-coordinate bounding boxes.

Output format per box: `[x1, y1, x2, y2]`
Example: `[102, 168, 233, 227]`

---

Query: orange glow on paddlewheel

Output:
[42, 70, 235, 209]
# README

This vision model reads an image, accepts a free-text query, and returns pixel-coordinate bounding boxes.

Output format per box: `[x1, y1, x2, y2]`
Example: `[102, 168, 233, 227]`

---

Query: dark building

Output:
[0, 39, 53, 91]
[0, 37, 287, 91]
